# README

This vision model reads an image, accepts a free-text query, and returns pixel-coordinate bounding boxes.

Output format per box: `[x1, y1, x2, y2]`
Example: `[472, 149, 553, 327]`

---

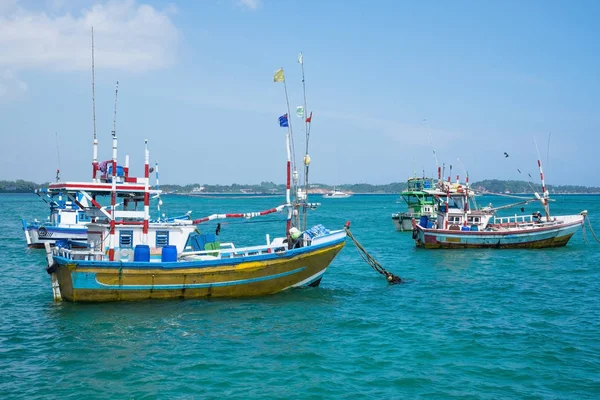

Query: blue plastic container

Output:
[133, 245, 150, 262]
[470, 225, 479, 231]
[419, 216, 428, 227]
[461, 226, 470, 231]
[161, 245, 177, 262]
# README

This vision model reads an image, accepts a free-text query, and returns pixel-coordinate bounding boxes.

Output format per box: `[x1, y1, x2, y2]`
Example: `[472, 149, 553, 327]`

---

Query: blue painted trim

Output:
[72, 266, 307, 290]
[34, 227, 88, 234]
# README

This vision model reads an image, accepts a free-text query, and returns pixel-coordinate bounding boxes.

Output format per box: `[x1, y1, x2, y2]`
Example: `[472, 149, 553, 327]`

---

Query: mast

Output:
[108, 132, 118, 262]
[155, 161, 161, 214]
[274, 67, 297, 232]
[108, 81, 119, 261]
[91, 27, 98, 182]
[299, 52, 311, 231]
[143, 140, 150, 245]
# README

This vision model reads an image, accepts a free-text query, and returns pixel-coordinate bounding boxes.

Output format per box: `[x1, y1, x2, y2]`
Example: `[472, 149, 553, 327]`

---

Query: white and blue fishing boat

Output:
[43, 53, 346, 302]
[44, 136, 345, 302]
[22, 189, 90, 248]
[412, 160, 586, 249]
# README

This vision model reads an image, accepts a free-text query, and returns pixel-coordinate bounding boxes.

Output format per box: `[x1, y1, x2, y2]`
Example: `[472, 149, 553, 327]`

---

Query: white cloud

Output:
[237, 0, 260, 10]
[0, 69, 28, 101]
[0, 0, 180, 73]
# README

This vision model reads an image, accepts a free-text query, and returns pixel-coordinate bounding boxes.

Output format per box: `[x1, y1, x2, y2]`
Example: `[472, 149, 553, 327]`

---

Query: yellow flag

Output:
[273, 68, 285, 83]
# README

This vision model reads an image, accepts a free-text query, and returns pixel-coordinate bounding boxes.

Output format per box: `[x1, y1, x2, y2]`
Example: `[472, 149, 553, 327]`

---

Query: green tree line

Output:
[2, 179, 599, 194]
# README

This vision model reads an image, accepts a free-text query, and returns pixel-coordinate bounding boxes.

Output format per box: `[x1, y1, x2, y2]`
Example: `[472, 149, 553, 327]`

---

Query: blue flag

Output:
[278, 114, 289, 127]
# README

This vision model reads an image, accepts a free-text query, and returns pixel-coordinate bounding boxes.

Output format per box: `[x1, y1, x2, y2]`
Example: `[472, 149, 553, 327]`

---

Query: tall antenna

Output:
[112, 81, 119, 137]
[91, 27, 98, 181]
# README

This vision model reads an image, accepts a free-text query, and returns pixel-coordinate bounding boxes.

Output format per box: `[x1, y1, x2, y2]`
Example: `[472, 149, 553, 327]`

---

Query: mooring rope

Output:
[344, 223, 402, 284]
[583, 214, 600, 244]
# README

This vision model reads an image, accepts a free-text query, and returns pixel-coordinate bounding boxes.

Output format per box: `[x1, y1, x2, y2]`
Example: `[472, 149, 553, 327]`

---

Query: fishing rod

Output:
[55, 132, 61, 182]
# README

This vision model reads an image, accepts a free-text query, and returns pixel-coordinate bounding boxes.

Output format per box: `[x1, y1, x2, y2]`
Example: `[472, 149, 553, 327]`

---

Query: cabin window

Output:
[119, 230, 133, 248]
[156, 231, 169, 247]
[448, 216, 462, 224]
[467, 216, 481, 224]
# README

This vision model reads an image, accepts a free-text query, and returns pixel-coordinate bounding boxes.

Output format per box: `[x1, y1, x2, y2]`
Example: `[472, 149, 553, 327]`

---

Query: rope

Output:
[344, 225, 402, 284]
[584, 214, 600, 244]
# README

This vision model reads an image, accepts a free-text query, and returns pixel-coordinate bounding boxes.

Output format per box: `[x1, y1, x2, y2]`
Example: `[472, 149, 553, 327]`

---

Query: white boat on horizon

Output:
[323, 188, 352, 198]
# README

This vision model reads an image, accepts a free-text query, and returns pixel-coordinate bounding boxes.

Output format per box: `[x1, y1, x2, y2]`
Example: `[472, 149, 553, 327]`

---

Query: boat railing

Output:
[492, 214, 559, 227]
[54, 247, 105, 261]
[181, 243, 281, 258]
[493, 214, 535, 224]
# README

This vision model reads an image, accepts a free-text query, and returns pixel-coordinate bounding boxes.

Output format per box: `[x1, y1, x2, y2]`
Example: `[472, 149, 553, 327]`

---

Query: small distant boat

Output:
[323, 188, 352, 198]
[392, 177, 438, 231]
[412, 159, 586, 249]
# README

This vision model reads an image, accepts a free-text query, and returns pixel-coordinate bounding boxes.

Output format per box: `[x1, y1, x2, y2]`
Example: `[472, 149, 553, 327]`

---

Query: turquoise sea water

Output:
[1, 193, 599, 399]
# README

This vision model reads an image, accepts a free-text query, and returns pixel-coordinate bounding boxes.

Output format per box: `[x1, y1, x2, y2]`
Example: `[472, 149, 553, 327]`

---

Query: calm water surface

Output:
[1, 193, 599, 399]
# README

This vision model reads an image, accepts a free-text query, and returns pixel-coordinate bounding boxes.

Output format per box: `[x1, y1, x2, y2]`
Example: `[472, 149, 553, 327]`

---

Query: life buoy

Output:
[38, 226, 48, 236]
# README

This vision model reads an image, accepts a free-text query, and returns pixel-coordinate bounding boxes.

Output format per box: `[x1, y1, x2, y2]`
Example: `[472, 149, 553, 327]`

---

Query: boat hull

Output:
[51, 238, 346, 302]
[24, 223, 88, 248]
[391, 214, 414, 232]
[414, 215, 583, 249]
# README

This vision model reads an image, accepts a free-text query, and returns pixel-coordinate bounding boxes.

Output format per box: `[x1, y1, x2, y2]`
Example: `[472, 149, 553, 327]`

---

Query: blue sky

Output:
[0, 0, 599, 187]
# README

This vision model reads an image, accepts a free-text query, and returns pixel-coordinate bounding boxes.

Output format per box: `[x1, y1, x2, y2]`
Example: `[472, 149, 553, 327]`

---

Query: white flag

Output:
[296, 106, 304, 118]
[298, 52, 303, 65]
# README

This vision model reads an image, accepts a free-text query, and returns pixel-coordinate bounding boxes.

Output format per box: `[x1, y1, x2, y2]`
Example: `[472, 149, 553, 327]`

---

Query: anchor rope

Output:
[584, 214, 600, 244]
[344, 226, 402, 284]
[582, 223, 588, 245]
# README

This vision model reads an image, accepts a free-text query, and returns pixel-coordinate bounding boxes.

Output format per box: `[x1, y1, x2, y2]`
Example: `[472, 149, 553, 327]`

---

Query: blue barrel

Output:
[133, 245, 150, 262]
[461, 226, 470, 231]
[419, 216, 428, 227]
[161, 245, 177, 262]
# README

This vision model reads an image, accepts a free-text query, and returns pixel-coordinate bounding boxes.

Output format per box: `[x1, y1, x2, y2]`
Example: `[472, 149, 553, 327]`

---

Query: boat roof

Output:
[48, 181, 161, 196]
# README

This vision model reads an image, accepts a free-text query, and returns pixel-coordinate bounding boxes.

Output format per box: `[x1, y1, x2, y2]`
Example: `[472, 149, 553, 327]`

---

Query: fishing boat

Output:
[412, 162, 586, 249]
[42, 52, 345, 302]
[392, 177, 438, 231]
[323, 188, 352, 198]
[22, 189, 90, 248]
